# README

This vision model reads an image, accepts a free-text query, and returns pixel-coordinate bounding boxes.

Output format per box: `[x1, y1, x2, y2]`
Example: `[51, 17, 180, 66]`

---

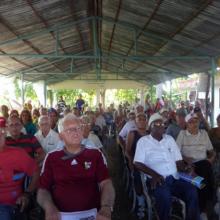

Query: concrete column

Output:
[43, 81, 47, 107]
[140, 88, 145, 106]
[211, 58, 216, 127]
[20, 73, 25, 106]
[96, 88, 100, 107]
[156, 83, 163, 99]
[100, 89, 106, 108]
[33, 80, 47, 107]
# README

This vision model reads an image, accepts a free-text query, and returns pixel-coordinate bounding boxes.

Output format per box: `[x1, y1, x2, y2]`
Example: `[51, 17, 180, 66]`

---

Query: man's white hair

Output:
[38, 115, 50, 124]
[60, 113, 81, 132]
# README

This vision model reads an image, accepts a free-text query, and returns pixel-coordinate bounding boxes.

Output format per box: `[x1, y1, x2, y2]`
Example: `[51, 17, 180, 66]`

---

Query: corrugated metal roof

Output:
[0, 0, 219, 85]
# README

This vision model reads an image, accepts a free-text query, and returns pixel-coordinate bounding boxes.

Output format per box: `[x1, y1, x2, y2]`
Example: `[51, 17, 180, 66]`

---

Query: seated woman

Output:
[176, 113, 216, 219]
[209, 114, 220, 153]
[125, 113, 149, 218]
[20, 109, 37, 135]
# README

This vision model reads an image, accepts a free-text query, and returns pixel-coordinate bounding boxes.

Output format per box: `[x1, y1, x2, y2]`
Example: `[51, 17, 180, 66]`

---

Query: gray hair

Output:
[38, 115, 50, 124]
[81, 115, 94, 125]
[59, 113, 81, 132]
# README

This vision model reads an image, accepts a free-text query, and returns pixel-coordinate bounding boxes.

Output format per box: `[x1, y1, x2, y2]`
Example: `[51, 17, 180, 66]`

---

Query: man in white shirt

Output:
[35, 115, 60, 153]
[81, 115, 103, 150]
[95, 110, 107, 131]
[118, 111, 136, 150]
[134, 113, 200, 220]
[119, 105, 145, 150]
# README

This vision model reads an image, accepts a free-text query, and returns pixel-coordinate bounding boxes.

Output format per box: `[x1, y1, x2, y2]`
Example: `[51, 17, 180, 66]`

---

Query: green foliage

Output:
[147, 86, 157, 103]
[14, 78, 37, 101]
[55, 89, 96, 107]
[115, 89, 139, 104]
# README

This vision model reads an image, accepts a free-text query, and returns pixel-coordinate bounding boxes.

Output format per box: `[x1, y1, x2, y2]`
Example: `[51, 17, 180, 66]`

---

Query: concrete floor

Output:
[103, 137, 138, 220]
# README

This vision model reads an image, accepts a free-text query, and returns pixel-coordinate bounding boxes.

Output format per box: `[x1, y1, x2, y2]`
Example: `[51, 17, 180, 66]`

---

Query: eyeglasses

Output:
[82, 123, 91, 127]
[188, 119, 199, 124]
[152, 122, 165, 127]
[39, 122, 50, 126]
[0, 128, 6, 134]
[8, 123, 22, 128]
[63, 126, 82, 134]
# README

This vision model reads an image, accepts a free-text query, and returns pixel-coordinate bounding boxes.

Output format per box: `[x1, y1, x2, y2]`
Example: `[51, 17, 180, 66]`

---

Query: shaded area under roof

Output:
[0, 0, 219, 86]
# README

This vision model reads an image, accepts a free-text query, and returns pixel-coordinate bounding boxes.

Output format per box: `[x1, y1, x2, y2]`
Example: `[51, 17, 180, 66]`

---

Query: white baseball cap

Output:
[148, 113, 163, 127]
[185, 113, 198, 123]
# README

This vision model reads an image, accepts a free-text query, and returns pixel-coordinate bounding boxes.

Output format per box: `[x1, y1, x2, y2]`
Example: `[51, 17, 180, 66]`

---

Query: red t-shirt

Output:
[39, 148, 109, 212]
[0, 146, 38, 205]
[6, 134, 43, 158]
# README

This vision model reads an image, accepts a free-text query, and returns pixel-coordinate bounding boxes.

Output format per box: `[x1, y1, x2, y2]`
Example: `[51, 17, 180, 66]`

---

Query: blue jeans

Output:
[0, 204, 15, 220]
[149, 175, 200, 220]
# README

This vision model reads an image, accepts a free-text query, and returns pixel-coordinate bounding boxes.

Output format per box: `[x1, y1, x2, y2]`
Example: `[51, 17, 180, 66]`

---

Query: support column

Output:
[156, 83, 163, 99]
[211, 58, 216, 127]
[43, 81, 47, 107]
[96, 88, 100, 107]
[169, 80, 172, 101]
[92, 17, 101, 80]
[20, 73, 25, 106]
[100, 88, 106, 109]
[140, 88, 145, 106]
[47, 90, 53, 108]
[33, 81, 47, 107]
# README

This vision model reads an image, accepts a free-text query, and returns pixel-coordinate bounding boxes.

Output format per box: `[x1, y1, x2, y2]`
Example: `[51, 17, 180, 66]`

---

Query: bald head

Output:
[38, 115, 51, 135]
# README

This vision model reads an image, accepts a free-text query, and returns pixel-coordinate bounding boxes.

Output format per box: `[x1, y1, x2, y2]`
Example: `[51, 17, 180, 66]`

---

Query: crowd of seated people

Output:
[0, 96, 219, 220]
[116, 97, 219, 220]
[0, 102, 117, 220]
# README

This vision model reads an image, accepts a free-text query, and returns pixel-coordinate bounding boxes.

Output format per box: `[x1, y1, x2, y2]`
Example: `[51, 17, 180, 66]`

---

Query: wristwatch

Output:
[101, 205, 113, 212]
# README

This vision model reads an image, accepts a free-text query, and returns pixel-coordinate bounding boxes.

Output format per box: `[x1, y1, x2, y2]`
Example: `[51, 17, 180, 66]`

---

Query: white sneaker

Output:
[200, 212, 208, 220]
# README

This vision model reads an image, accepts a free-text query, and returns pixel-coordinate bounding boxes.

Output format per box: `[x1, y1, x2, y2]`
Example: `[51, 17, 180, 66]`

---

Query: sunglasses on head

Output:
[152, 121, 165, 127]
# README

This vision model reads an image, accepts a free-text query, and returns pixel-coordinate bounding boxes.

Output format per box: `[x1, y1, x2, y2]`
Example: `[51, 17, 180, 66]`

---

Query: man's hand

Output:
[150, 173, 164, 189]
[96, 207, 111, 220]
[16, 194, 29, 212]
[183, 157, 194, 165]
[207, 150, 216, 164]
[45, 203, 61, 220]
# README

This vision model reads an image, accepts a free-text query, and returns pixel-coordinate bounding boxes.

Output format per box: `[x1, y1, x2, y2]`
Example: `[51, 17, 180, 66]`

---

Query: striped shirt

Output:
[6, 134, 43, 158]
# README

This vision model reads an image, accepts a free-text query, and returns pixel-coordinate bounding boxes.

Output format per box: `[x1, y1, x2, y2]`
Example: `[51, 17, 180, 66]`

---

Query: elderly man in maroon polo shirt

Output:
[37, 113, 115, 220]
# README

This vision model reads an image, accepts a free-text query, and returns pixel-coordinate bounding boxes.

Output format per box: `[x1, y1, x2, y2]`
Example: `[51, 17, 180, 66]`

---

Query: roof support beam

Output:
[0, 16, 93, 47]
[126, 0, 163, 56]
[0, 16, 207, 57]
[0, 53, 210, 60]
[130, 0, 213, 72]
[92, 17, 101, 80]
[7, 50, 92, 76]
[99, 16, 208, 56]
[108, 0, 122, 53]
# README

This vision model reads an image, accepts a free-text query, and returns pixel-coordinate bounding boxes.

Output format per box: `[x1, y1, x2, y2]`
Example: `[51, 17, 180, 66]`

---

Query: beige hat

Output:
[159, 108, 169, 114]
[136, 112, 147, 118]
[148, 113, 163, 127]
[185, 113, 198, 123]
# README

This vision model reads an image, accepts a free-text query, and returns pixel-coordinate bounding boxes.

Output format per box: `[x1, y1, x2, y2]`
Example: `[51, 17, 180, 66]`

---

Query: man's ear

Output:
[59, 132, 64, 140]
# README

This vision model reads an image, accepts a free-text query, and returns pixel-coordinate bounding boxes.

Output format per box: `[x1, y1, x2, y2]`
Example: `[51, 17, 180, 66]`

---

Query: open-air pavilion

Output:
[0, 0, 220, 124]
[1, 2, 220, 220]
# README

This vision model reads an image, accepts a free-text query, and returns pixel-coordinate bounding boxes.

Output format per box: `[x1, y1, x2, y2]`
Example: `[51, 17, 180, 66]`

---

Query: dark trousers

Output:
[194, 159, 214, 212]
[0, 205, 14, 220]
[0, 204, 27, 220]
[149, 175, 200, 220]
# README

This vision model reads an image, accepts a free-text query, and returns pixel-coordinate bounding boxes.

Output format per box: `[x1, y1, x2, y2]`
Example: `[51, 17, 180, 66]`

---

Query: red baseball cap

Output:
[0, 117, 6, 128]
